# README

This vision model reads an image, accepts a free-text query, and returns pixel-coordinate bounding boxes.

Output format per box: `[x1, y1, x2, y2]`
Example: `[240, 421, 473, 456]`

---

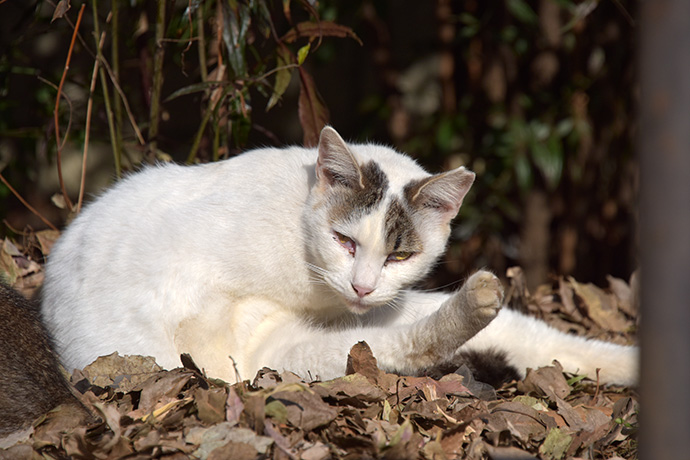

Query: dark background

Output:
[0, 0, 637, 290]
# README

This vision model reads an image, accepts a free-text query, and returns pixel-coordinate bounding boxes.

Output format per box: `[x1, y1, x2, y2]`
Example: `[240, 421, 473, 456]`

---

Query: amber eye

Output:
[334, 231, 356, 255]
[387, 251, 413, 262]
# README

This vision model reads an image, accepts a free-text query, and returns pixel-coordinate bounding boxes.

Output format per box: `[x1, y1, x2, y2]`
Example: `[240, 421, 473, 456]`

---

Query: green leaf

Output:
[221, 0, 251, 77]
[507, 0, 538, 25]
[297, 43, 311, 65]
[539, 427, 572, 460]
[530, 133, 564, 190]
[515, 153, 533, 191]
[266, 47, 293, 111]
[264, 399, 288, 424]
[164, 81, 225, 102]
[566, 374, 588, 386]
[282, 0, 292, 22]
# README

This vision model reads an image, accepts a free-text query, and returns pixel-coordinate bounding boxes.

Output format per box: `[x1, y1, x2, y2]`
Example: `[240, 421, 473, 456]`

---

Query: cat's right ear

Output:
[406, 166, 476, 222]
[315, 127, 364, 190]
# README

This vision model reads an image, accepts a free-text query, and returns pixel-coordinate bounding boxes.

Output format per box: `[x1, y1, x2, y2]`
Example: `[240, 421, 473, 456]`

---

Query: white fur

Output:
[41, 131, 638, 385]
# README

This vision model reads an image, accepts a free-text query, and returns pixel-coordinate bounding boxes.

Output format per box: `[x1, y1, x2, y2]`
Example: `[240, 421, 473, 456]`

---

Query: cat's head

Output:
[304, 127, 475, 315]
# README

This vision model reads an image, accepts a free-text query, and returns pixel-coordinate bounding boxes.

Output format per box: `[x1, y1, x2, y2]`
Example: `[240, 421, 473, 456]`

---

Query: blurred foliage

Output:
[0, 0, 637, 286]
[306, 0, 638, 287]
[0, 0, 356, 226]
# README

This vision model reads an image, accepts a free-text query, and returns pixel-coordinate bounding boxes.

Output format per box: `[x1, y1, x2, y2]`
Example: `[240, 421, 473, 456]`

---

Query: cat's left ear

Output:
[406, 167, 476, 221]
[315, 126, 364, 190]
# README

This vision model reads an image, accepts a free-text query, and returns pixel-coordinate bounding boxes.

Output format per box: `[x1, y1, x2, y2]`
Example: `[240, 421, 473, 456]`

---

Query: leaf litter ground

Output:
[0, 235, 638, 459]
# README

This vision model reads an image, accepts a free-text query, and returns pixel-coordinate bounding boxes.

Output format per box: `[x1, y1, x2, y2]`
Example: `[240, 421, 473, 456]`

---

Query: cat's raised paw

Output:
[464, 270, 504, 318]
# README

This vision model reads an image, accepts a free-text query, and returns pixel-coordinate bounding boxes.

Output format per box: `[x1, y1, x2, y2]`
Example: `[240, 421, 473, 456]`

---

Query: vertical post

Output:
[639, 1, 690, 459]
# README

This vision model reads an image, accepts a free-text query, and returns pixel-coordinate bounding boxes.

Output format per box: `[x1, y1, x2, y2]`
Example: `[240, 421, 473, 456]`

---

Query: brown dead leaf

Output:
[606, 275, 637, 317]
[314, 373, 388, 405]
[506, 266, 530, 312]
[0, 443, 35, 460]
[554, 397, 609, 431]
[518, 363, 571, 401]
[489, 401, 554, 443]
[485, 444, 539, 459]
[34, 230, 61, 257]
[129, 368, 193, 419]
[346, 341, 382, 384]
[195, 386, 227, 424]
[81, 352, 162, 391]
[558, 277, 583, 321]
[242, 393, 266, 433]
[569, 277, 629, 332]
[0, 238, 44, 295]
[225, 385, 244, 426]
[252, 367, 282, 389]
[132, 427, 160, 452]
[207, 441, 258, 460]
[281, 20, 362, 45]
[191, 423, 273, 459]
[300, 441, 331, 460]
[51, 0, 71, 22]
[298, 68, 329, 147]
[269, 389, 337, 431]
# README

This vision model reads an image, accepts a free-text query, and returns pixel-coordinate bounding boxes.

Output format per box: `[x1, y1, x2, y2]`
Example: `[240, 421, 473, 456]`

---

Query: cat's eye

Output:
[387, 251, 413, 262]
[334, 231, 356, 255]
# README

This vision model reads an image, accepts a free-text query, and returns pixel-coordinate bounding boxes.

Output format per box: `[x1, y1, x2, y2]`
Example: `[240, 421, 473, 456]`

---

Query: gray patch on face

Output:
[384, 197, 423, 254]
[327, 160, 389, 223]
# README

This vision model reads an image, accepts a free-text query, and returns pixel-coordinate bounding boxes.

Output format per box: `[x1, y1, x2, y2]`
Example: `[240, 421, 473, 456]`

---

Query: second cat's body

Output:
[0, 283, 90, 435]
[41, 127, 638, 386]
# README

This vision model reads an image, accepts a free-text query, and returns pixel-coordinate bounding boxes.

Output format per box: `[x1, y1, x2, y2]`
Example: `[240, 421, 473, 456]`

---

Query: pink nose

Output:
[351, 283, 375, 298]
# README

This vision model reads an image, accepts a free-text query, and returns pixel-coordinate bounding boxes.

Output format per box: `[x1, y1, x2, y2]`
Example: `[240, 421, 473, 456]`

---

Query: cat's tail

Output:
[459, 308, 639, 386]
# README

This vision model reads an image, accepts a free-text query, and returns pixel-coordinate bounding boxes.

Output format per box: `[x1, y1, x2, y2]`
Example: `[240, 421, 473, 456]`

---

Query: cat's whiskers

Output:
[399, 281, 461, 294]
[305, 262, 331, 287]
[384, 297, 417, 323]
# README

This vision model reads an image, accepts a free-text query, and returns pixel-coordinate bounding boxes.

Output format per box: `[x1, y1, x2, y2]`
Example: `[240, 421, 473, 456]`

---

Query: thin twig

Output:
[0, 173, 58, 231]
[178, 0, 195, 75]
[79, 52, 100, 212]
[186, 88, 230, 164]
[37, 75, 74, 148]
[91, 1, 121, 181]
[54, 3, 86, 212]
[197, 6, 208, 81]
[592, 368, 601, 401]
[148, 0, 167, 159]
[109, 3, 123, 178]
[98, 57, 146, 146]
[77, 29, 106, 213]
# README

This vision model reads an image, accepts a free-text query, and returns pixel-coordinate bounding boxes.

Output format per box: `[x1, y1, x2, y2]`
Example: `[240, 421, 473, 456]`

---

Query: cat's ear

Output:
[406, 167, 475, 221]
[315, 126, 364, 190]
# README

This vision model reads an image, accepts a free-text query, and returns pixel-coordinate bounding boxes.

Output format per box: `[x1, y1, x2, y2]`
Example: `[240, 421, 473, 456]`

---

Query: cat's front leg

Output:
[393, 270, 504, 373]
[243, 271, 503, 381]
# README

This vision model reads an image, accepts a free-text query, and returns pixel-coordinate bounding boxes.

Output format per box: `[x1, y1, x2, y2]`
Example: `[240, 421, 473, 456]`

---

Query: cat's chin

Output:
[345, 299, 376, 315]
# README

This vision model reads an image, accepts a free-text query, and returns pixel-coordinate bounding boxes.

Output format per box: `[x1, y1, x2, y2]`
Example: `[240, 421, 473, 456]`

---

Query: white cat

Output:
[41, 127, 638, 386]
